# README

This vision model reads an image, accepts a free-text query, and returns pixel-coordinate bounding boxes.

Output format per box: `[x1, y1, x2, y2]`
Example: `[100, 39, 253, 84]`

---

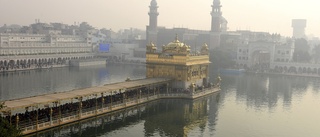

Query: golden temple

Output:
[146, 35, 211, 89]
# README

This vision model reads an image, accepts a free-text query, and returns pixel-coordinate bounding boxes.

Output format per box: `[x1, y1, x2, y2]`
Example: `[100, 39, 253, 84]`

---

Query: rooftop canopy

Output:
[2, 78, 171, 111]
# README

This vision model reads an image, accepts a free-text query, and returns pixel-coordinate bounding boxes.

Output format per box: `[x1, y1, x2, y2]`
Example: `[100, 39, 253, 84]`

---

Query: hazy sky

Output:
[1, 0, 320, 37]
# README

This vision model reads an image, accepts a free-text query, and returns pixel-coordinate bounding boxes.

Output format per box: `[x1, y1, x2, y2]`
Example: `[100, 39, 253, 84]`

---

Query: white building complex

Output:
[236, 39, 295, 69]
[0, 22, 96, 71]
[0, 32, 92, 55]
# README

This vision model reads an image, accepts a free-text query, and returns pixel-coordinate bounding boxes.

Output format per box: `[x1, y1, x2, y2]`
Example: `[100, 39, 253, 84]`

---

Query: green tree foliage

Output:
[210, 47, 236, 70]
[293, 38, 311, 62]
[271, 33, 281, 41]
[312, 45, 320, 63]
[0, 102, 22, 137]
[292, 50, 311, 63]
[294, 38, 309, 52]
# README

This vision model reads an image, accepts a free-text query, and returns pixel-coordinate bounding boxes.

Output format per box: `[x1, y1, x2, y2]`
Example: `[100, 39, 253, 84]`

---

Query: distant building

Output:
[0, 31, 93, 56]
[0, 21, 97, 71]
[236, 38, 294, 69]
[0, 21, 102, 56]
[0, 24, 22, 33]
[146, 0, 227, 51]
[108, 43, 143, 62]
[292, 19, 307, 39]
[144, 0, 299, 70]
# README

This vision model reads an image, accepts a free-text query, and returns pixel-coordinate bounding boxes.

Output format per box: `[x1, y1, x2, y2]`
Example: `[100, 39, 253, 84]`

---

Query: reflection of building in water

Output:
[31, 102, 150, 137]
[207, 93, 220, 134]
[144, 96, 219, 137]
[146, 35, 210, 89]
[230, 74, 312, 109]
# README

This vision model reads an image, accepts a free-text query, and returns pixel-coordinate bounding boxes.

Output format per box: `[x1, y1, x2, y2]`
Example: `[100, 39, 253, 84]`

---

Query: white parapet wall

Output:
[69, 59, 106, 67]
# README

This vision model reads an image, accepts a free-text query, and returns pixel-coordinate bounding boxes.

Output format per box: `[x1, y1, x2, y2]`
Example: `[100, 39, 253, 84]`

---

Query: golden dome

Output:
[165, 34, 184, 49]
[162, 34, 191, 54]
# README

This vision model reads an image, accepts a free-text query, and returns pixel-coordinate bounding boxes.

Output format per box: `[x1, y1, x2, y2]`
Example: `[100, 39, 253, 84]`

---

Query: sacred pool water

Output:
[1, 64, 319, 137]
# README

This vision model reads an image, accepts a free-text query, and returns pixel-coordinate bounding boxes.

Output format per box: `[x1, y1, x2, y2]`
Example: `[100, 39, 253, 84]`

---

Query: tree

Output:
[312, 45, 320, 63]
[0, 102, 22, 137]
[293, 38, 311, 63]
[209, 47, 236, 70]
[292, 50, 311, 63]
[294, 38, 309, 52]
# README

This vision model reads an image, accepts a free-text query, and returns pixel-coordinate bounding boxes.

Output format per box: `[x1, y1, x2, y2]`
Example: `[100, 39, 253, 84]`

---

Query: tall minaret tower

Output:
[146, 0, 159, 45]
[211, 0, 222, 32]
[210, 0, 222, 49]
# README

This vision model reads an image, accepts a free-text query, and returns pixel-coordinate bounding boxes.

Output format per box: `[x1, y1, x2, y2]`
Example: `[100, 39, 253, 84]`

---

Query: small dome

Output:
[146, 41, 157, 53]
[201, 43, 209, 55]
[147, 41, 156, 47]
[202, 43, 208, 48]
[213, 0, 220, 5]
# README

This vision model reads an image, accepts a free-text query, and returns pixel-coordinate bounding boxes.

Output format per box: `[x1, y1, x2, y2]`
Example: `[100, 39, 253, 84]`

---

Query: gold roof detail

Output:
[201, 43, 209, 55]
[146, 41, 157, 53]
[162, 34, 190, 54]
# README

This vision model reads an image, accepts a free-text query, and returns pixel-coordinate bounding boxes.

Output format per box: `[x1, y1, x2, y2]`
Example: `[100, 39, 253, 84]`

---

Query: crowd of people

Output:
[0, 59, 66, 72]
[1, 82, 220, 130]
[1, 84, 167, 129]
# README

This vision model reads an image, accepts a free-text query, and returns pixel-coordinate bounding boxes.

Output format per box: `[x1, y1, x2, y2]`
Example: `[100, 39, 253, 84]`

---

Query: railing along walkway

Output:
[20, 87, 219, 135]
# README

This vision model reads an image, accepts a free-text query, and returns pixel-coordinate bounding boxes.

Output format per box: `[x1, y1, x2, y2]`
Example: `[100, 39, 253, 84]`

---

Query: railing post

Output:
[147, 88, 149, 100]
[95, 94, 98, 115]
[123, 93, 126, 107]
[15, 115, 19, 129]
[36, 106, 39, 130]
[58, 101, 61, 125]
[50, 108, 53, 126]
[139, 90, 142, 103]
[158, 86, 160, 98]
[166, 83, 169, 94]
[9, 111, 12, 126]
[101, 93, 104, 111]
[78, 97, 82, 119]
[110, 92, 113, 110]
[136, 90, 139, 103]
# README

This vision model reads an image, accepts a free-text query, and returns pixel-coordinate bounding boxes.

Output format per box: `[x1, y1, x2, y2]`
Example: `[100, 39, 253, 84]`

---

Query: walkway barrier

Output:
[14, 87, 219, 135]
[2, 78, 219, 135]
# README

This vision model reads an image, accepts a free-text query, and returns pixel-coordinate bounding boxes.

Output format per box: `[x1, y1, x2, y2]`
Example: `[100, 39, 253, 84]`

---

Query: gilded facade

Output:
[146, 35, 211, 89]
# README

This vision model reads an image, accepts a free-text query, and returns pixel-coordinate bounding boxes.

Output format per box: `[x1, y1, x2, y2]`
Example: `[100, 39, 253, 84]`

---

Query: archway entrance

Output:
[251, 50, 270, 72]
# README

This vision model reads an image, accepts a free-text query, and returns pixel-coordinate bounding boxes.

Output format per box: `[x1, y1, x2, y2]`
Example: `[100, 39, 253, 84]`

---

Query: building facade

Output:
[0, 32, 92, 56]
[292, 19, 307, 39]
[0, 22, 96, 71]
[236, 37, 294, 69]
[146, 0, 227, 51]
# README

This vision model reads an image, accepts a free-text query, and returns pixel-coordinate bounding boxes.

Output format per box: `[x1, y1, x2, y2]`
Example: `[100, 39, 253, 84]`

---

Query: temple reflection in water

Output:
[220, 73, 316, 109]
